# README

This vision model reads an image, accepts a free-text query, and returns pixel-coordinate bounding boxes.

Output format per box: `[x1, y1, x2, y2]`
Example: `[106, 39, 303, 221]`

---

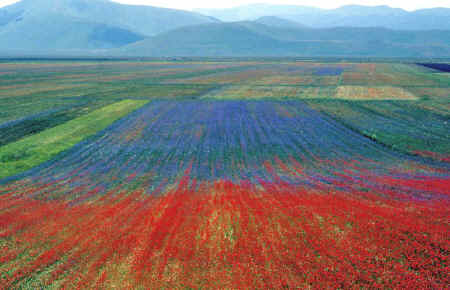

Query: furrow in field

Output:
[0, 100, 148, 179]
[1, 100, 446, 201]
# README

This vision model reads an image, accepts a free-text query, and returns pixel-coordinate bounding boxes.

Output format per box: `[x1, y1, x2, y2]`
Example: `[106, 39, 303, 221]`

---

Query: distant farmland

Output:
[0, 60, 449, 288]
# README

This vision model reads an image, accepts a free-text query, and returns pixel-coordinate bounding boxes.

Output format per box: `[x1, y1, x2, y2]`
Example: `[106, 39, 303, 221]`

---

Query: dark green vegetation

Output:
[308, 100, 450, 157]
[0, 100, 147, 179]
[0, 61, 221, 148]
[0, 99, 111, 146]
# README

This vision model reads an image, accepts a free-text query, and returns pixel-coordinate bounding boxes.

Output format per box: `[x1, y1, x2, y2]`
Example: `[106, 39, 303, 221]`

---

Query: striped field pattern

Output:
[0, 60, 449, 288]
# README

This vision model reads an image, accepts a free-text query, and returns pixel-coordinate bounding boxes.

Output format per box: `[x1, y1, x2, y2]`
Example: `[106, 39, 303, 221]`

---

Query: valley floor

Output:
[0, 60, 449, 288]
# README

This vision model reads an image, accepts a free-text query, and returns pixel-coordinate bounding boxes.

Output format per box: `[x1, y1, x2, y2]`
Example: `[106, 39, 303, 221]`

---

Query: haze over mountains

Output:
[0, 0, 216, 50]
[0, 0, 449, 57]
[121, 22, 450, 58]
[196, 4, 450, 31]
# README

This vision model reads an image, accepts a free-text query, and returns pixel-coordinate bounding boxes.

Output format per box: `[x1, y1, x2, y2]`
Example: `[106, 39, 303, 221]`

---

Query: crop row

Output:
[1, 61, 446, 132]
[1, 100, 446, 201]
[307, 100, 450, 159]
[0, 100, 148, 179]
[1, 171, 448, 288]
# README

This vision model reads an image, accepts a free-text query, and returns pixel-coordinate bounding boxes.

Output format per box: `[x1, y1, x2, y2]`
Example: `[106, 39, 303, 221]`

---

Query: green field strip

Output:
[0, 84, 214, 127]
[0, 100, 120, 147]
[306, 99, 450, 156]
[0, 99, 148, 179]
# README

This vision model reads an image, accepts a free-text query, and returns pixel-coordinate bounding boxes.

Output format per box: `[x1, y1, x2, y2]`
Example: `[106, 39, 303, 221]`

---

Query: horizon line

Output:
[0, 0, 448, 12]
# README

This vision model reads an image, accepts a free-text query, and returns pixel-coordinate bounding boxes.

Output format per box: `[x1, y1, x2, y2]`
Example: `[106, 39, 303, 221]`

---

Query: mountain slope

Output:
[119, 22, 450, 57]
[0, 0, 217, 51]
[3, 0, 217, 36]
[195, 4, 450, 30]
[254, 16, 307, 28]
[0, 14, 144, 50]
[120, 23, 289, 57]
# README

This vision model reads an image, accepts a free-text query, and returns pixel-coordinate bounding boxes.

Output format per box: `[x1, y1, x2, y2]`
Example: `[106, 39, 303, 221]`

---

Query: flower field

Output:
[0, 60, 449, 288]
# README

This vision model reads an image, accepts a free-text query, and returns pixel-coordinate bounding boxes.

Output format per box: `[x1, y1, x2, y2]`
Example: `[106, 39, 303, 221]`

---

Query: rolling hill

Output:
[119, 22, 450, 57]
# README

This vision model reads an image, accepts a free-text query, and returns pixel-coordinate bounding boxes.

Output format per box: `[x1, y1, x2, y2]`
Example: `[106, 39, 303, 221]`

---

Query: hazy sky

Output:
[0, 0, 449, 10]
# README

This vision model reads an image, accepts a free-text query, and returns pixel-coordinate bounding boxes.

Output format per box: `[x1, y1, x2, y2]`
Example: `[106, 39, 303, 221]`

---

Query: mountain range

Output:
[195, 4, 450, 31]
[119, 22, 450, 57]
[0, 0, 216, 50]
[0, 0, 449, 57]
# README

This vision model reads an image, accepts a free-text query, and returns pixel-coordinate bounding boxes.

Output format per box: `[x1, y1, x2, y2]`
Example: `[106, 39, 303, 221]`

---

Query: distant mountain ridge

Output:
[254, 16, 307, 28]
[0, 1, 449, 57]
[2, 0, 217, 36]
[0, 0, 216, 50]
[195, 4, 450, 30]
[119, 21, 450, 58]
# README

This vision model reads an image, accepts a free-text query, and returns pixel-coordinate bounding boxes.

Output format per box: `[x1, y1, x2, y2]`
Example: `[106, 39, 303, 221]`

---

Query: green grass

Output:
[306, 99, 450, 156]
[0, 99, 148, 179]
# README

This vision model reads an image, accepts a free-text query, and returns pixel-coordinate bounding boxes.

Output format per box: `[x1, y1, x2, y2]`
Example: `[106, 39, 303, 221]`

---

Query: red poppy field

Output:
[0, 60, 449, 288]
